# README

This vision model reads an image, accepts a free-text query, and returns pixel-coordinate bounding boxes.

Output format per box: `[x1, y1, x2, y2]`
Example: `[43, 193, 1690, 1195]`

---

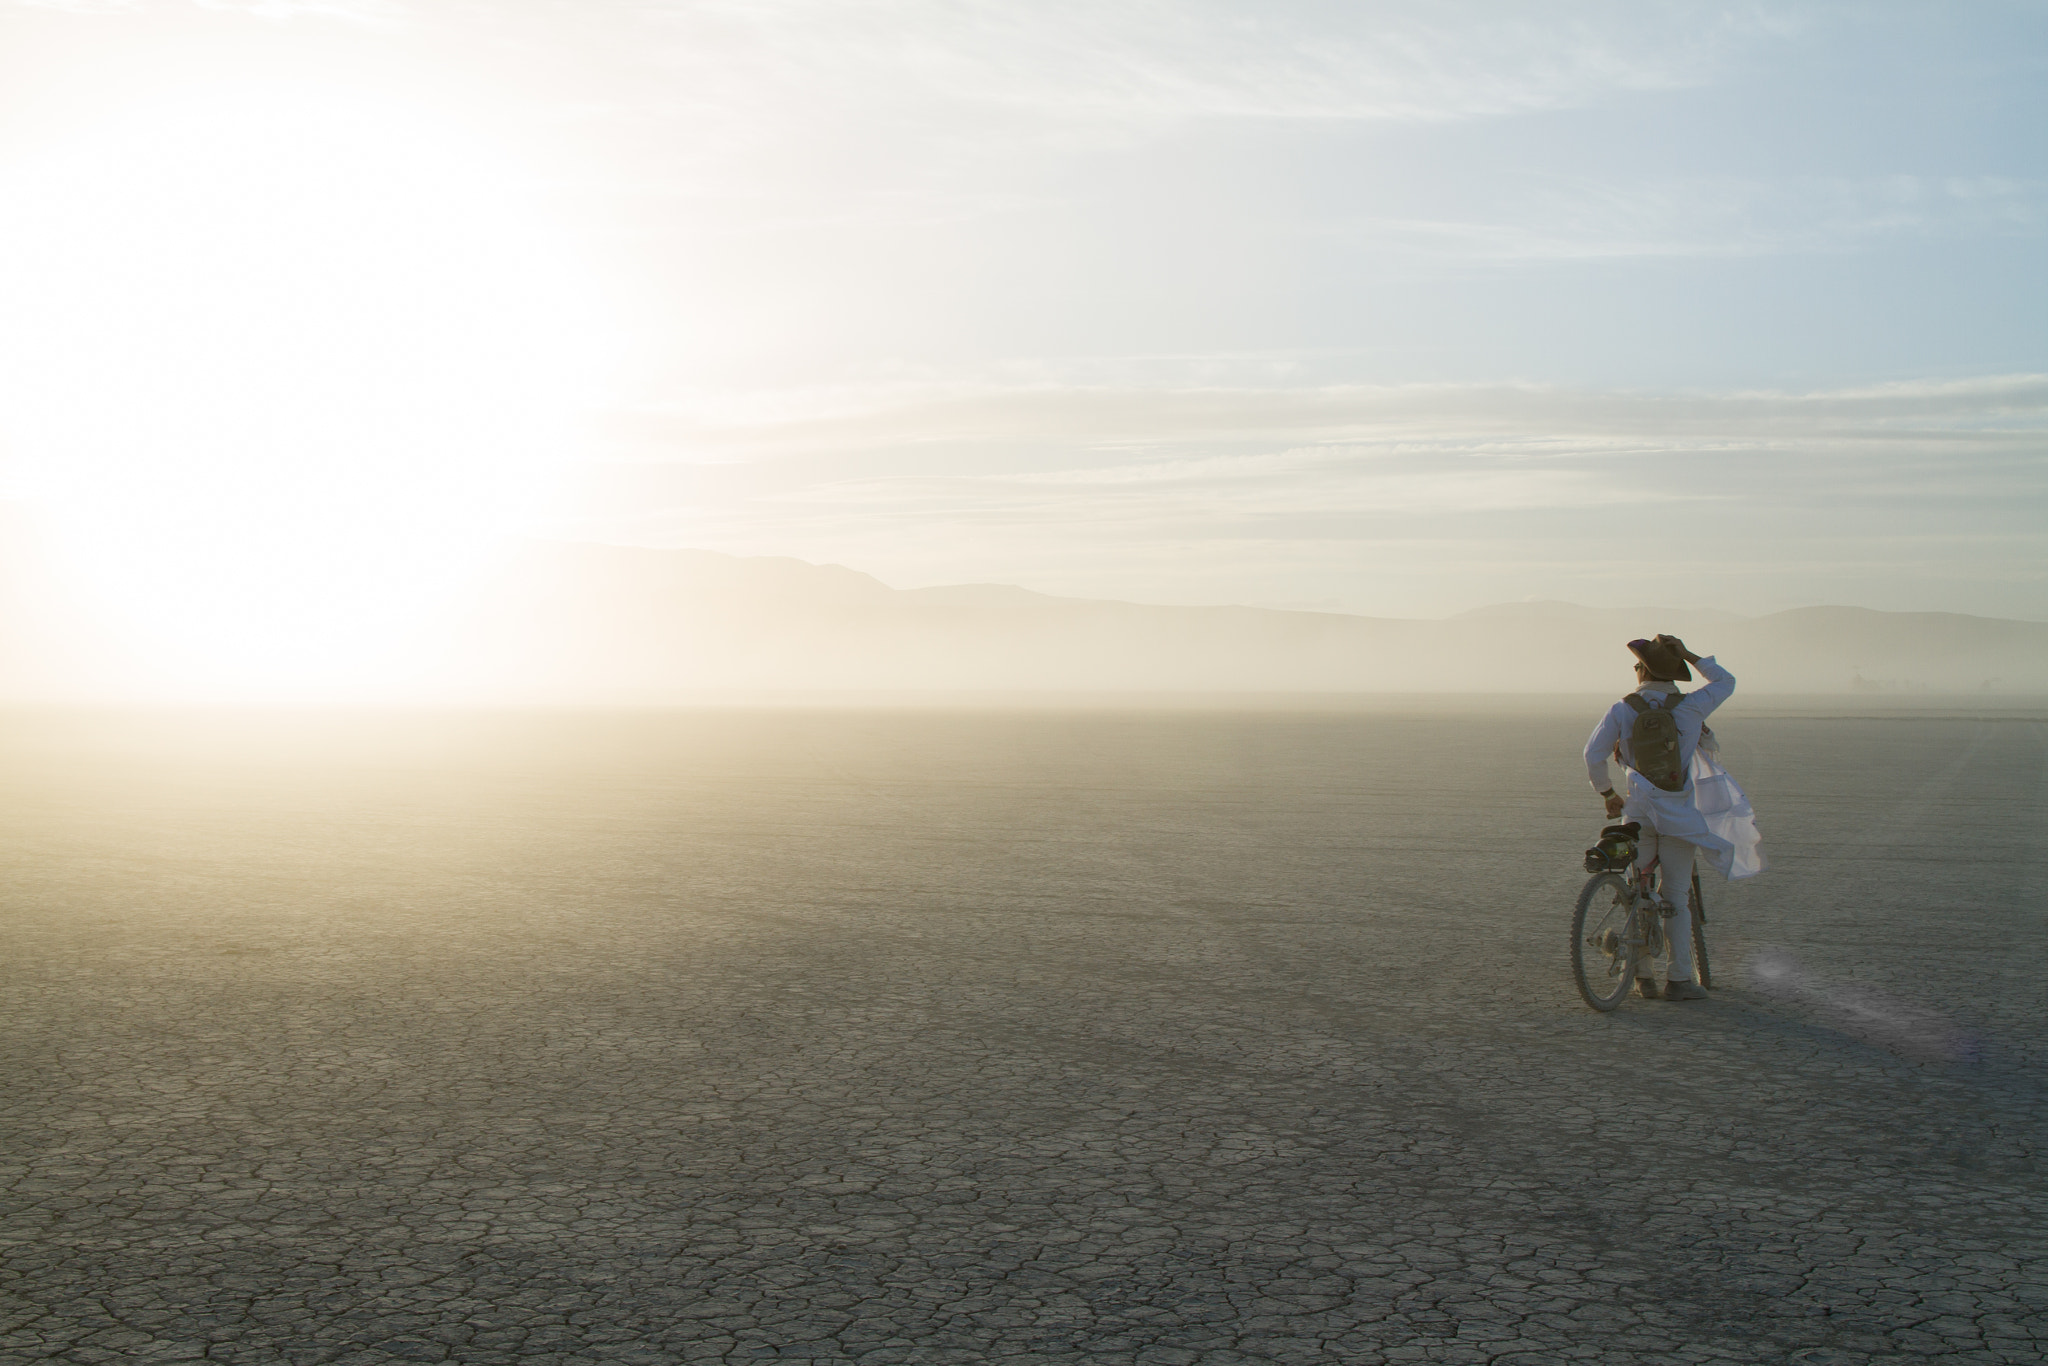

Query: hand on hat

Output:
[1656, 634, 1702, 665]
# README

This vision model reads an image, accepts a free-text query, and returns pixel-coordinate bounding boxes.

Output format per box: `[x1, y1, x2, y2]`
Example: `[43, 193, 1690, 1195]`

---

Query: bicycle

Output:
[1572, 821, 1712, 1011]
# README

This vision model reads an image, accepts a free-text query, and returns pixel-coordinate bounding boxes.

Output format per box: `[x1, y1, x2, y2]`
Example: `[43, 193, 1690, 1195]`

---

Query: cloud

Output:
[11, 0, 403, 17]
[600, 372, 2048, 458]
[460, 5, 2030, 283]
[193, 0, 404, 19]
[1354, 176, 2048, 261]
[555, 374, 2048, 616]
[624, 0, 1784, 130]
[3, 1, 1798, 129]
[8, 0, 136, 10]
[463, 0, 1807, 225]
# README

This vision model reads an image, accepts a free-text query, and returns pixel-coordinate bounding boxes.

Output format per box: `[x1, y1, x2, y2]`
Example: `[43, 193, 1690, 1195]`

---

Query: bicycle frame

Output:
[1619, 875, 1667, 970]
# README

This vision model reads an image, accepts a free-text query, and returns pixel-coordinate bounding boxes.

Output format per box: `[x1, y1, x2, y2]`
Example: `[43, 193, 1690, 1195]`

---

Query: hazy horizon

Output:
[6, 522, 2047, 703]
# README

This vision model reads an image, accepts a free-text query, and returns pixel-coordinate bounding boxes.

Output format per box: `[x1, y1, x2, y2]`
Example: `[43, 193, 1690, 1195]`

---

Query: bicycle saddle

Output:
[1600, 822, 1641, 841]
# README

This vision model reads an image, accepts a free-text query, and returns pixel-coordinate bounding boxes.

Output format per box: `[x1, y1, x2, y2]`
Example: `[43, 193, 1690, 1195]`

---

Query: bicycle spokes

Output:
[1573, 872, 1642, 1011]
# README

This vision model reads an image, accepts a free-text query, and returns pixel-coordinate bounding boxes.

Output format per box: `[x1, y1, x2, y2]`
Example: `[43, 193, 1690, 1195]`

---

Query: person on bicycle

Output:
[1582, 635, 1735, 1002]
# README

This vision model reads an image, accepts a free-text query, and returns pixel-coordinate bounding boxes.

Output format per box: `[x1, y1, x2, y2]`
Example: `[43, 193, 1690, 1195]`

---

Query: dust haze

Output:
[4, 2, 2046, 1361]
[6, 527, 2046, 703]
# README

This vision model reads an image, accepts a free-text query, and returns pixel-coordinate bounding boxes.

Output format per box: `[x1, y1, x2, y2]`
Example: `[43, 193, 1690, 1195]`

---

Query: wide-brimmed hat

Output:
[1628, 635, 1692, 682]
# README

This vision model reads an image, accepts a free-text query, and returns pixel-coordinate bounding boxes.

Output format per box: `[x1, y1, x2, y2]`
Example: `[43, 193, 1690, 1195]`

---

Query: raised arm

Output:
[1666, 637, 1734, 719]
[1690, 655, 1734, 714]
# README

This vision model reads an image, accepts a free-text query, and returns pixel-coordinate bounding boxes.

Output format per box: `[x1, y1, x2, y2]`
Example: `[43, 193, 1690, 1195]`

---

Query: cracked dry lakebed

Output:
[2, 704, 2044, 1365]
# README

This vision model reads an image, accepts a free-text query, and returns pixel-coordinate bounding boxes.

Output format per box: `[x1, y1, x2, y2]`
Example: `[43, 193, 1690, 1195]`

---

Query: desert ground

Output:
[2, 703, 2043, 1364]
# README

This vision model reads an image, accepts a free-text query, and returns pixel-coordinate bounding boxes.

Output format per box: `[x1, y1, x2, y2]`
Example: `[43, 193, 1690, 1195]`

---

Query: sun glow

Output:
[0, 74, 610, 696]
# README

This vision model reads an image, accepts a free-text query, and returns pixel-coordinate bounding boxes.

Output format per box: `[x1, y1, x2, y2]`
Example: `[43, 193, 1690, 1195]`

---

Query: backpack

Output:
[1622, 692, 1686, 792]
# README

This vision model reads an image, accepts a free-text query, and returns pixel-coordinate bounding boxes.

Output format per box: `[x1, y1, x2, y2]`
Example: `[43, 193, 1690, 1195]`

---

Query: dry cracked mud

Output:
[2, 705, 2043, 1364]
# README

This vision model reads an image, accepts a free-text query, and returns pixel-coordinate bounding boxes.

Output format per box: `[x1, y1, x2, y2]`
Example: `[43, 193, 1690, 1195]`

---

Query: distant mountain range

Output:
[412, 541, 2048, 700]
[5, 534, 2045, 700]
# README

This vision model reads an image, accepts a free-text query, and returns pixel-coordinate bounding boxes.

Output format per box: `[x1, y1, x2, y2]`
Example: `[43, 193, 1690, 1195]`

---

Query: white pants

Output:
[1634, 827, 1698, 983]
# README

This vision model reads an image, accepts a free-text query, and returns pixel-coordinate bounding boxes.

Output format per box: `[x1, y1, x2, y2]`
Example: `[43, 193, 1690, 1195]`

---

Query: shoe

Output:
[1664, 979, 1708, 1001]
[1636, 978, 1662, 1000]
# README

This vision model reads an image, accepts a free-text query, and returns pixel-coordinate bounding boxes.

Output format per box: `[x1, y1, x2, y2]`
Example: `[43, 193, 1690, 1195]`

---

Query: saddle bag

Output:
[1583, 822, 1641, 873]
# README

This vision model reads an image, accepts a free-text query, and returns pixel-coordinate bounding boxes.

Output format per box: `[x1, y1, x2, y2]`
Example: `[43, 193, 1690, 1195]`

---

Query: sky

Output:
[1, 0, 2045, 647]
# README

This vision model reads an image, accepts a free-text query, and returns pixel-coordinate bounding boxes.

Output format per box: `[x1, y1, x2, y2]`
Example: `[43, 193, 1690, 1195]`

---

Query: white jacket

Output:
[1687, 747, 1767, 880]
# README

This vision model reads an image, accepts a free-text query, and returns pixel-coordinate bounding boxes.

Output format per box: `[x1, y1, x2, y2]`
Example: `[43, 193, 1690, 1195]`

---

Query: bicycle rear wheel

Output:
[1689, 869, 1712, 990]
[1572, 873, 1637, 1011]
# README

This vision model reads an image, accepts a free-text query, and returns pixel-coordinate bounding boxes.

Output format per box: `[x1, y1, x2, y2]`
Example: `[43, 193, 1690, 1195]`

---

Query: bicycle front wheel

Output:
[1572, 872, 1637, 1011]
[1689, 869, 1712, 990]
